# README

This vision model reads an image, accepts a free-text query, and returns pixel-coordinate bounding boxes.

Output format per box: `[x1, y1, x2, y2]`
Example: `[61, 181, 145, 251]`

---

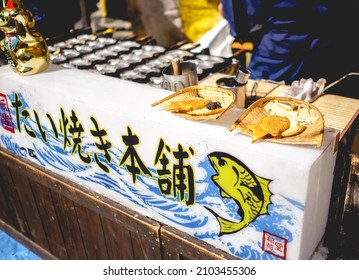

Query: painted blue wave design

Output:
[282, 195, 305, 211]
[32, 124, 92, 172]
[232, 245, 278, 260]
[78, 171, 142, 206]
[1, 135, 26, 157]
[35, 145, 90, 172]
[124, 169, 210, 228]
[170, 213, 208, 228]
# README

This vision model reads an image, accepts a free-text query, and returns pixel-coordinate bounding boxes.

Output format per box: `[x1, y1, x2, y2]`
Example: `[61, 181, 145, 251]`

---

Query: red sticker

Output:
[262, 230, 288, 259]
[0, 93, 15, 133]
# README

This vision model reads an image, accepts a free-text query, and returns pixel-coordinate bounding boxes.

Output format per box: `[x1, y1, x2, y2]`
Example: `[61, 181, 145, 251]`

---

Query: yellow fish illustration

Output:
[207, 152, 272, 236]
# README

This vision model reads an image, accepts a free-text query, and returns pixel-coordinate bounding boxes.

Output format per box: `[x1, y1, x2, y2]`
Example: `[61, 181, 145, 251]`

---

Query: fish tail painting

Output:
[207, 152, 273, 236]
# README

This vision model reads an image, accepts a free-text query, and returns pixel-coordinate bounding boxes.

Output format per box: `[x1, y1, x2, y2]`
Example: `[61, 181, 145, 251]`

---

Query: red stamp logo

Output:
[262, 230, 288, 259]
[0, 93, 15, 133]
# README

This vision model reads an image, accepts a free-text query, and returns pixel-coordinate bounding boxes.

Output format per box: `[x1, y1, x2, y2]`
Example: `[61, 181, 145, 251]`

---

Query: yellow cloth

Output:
[99, 0, 107, 17]
[178, 0, 221, 42]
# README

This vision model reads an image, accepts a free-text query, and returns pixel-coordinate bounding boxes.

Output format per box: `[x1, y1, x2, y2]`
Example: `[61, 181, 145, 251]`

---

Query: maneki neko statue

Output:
[0, 0, 49, 75]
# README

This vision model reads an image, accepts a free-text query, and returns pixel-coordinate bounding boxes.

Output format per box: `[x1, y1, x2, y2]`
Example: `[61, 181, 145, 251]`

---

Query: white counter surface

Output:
[0, 65, 338, 259]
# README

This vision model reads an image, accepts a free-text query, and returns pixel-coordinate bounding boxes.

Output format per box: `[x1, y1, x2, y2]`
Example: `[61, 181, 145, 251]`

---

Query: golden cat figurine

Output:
[0, 0, 49, 75]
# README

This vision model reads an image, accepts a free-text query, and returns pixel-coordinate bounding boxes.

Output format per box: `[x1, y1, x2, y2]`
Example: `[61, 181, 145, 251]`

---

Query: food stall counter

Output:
[0, 64, 339, 260]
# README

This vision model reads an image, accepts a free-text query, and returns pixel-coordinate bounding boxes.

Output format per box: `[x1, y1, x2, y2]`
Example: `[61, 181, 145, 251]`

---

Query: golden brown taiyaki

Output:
[246, 115, 290, 143]
[246, 115, 306, 143]
[167, 98, 212, 113]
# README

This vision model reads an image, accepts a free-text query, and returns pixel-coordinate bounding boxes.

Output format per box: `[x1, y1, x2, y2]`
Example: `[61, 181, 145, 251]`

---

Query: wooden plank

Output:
[312, 94, 359, 139]
[132, 232, 162, 260]
[101, 217, 135, 259]
[10, 171, 50, 251]
[161, 247, 180, 260]
[0, 160, 30, 236]
[100, 211, 162, 260]
[0, 163, 15, 226]
[161, 225, 239, 260]
[75, 203, 109, 260]
[50, 190, 88, 259]
[31, 181, 69, 259]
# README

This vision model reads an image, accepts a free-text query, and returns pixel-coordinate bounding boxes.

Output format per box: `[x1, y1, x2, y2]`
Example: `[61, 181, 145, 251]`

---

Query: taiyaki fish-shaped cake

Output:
[0, 0, 49, 75]
[167, 98, 224, 116]
[246, 115, 306, 143]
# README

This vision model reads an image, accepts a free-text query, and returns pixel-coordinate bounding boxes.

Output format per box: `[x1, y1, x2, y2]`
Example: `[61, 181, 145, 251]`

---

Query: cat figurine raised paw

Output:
[0, 0, 49, 75]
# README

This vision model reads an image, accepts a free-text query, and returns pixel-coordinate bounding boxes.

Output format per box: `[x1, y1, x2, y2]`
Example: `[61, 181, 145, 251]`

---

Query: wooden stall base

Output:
[161, 225, 239, 260]
[0, 147, 238, 260]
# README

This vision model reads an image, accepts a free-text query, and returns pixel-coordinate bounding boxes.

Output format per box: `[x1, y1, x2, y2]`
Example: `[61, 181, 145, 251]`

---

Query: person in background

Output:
[126, 0, 186, 47]
[127, 0, 223, 48]
[220, 0, 358, 98]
